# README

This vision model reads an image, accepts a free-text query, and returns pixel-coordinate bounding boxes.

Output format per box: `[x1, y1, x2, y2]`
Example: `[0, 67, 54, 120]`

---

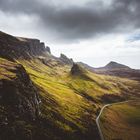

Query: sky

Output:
[0, 0, 140, 69]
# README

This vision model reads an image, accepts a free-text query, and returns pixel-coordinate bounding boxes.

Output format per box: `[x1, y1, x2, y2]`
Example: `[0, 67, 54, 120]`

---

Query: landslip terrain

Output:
[0, 31, 140, 140]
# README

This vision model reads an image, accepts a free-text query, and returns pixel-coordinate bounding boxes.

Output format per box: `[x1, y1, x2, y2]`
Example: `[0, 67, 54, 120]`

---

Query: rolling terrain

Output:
[99, 100, 140, 140]
[0, 31, 140, 140]
[78, 61, 140, 81]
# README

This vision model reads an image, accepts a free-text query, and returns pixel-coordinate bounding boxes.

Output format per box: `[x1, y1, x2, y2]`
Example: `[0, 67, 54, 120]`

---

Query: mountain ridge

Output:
[0, 31, 51, 61]
[78, 61, 140, 81]
[104, 61, 130, 70]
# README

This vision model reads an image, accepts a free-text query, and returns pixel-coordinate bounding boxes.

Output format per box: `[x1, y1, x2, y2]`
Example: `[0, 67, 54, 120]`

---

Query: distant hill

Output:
[103, 61, 130, 70]
[78, 61, 140, 81]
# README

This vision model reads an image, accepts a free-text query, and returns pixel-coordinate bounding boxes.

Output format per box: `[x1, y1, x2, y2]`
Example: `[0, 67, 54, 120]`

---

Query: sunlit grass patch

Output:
[0, 57, 17, 80]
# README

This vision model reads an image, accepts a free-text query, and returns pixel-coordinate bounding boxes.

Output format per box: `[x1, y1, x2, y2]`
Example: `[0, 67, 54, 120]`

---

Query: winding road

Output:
[96, 101, 129, 140]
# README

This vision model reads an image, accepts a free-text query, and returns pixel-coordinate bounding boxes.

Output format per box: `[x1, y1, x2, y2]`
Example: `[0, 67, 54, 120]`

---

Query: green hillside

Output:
[0, 31, 140, 140]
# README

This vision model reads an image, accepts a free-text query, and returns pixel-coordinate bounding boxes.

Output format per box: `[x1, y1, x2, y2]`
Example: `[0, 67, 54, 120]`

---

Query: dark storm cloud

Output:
[0, 0, 140, 41]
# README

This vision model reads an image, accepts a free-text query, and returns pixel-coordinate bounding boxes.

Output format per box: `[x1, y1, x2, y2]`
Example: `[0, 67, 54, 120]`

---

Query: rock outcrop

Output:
[71, 63, 86, 75]
[60, 53, 73, 65]
[0, 31, 74, 69]
[0, 31, 50, 60]
[0, 63, 41, 121]
[45, 46, 51, 54]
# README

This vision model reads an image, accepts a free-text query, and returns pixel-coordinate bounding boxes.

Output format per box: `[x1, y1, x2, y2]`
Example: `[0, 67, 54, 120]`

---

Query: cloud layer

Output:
[0, 0, 140, 69]
[0, 0, 140, 42]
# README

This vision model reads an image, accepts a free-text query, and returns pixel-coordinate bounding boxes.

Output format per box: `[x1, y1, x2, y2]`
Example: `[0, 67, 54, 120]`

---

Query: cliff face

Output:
[60, 53, 73, 65]
[0, 31, 73, 68]
[25, 38, 51, 56]
[71, 63, 85, 75]
[0, 59, 41, 122]
[0, 57, 41, 140]
[0, 31, 50, 60]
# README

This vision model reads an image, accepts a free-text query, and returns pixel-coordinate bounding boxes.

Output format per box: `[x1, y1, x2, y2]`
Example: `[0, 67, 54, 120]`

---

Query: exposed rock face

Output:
[45, 46, 51, 54]
[71, 63, 86, 75]
[70, 63, 94, 82]
[0, 31, 74, 69]
[0, 31, 50, 60]
[0, 64, 41, 121]
[60, 53, 73, 65]
[27, 39, 46, 56]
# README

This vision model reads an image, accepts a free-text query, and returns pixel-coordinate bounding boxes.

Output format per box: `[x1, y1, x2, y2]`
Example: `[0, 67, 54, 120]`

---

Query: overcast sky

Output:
[0, 0, 140, 68]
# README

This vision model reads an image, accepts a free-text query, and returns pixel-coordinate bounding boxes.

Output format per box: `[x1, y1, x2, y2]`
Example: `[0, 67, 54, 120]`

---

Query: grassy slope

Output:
[1, 57, 140, 140]
[0, 58, 17, 80]
[99, 100, 140, 140]
[18, 59, 140, 139]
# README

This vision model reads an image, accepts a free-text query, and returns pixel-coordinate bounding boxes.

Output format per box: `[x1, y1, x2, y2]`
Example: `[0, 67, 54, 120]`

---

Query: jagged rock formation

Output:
[60, 53, 73, 65]
[0, 31, 50, 60]
[0, 31, 73, 68]
[45, 46, 51, 54]
[70, 63, 95, 82]
[71, 63, 86, 75]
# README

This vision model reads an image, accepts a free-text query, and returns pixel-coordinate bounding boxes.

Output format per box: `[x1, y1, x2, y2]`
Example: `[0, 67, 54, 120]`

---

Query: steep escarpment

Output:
[0, 58, 40, 121]
[0, 58, 42, 140]
[0, 31, 74, 68]
[71, 63, 86, 75]
[0, 31, 50, 60]
[60, 53, 73, 65]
